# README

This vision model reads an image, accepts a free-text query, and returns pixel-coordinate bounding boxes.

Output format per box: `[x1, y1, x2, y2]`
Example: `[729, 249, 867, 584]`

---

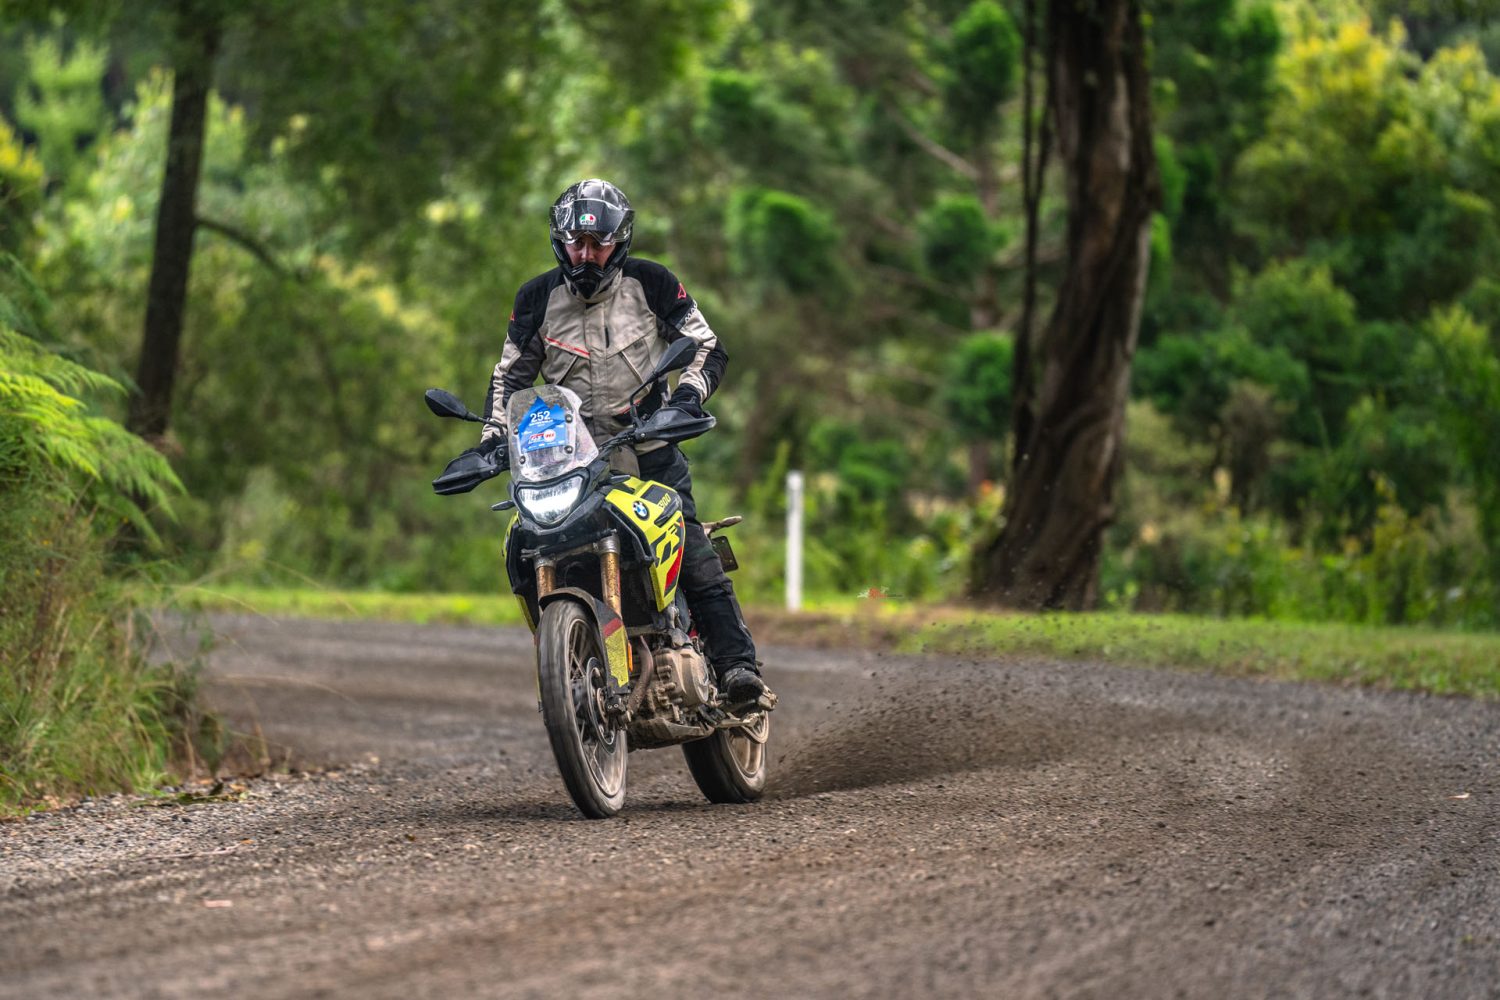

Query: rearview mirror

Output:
[652, 337, 699, 379]
[626, 337, 699, 402]
[425, 388, 480, 422]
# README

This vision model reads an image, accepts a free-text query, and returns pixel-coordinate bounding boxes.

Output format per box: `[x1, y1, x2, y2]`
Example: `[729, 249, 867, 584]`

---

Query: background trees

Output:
[3, 0, 1500, 627]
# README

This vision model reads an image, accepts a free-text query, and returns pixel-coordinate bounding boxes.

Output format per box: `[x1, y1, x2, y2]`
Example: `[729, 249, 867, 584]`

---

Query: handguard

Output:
[432, 450, 505, 495]
[637, 406, 716, 444]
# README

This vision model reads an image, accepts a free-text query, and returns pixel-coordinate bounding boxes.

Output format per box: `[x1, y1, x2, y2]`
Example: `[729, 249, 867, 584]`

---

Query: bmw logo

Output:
[632, 500, 649, 519]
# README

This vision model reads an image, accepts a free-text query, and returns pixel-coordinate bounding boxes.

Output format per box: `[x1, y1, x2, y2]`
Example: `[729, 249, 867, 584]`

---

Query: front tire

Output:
[538, 601, 627, 818]
[683, 712, 769, 804]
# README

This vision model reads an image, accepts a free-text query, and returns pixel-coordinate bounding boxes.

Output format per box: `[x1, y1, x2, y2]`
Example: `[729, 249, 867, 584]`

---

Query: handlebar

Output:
[430, 396, 714, 497]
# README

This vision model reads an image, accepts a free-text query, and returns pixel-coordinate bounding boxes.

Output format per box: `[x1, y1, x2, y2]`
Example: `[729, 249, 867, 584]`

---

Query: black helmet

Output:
[550, 179, 634, 296]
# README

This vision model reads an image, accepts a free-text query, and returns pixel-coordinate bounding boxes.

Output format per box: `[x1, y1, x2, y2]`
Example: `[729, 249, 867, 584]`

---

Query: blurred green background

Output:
[5, 0, 1500, 628]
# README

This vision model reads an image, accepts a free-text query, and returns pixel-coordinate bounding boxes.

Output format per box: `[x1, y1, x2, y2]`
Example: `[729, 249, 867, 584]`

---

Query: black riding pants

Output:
[637, 445, 758, 674]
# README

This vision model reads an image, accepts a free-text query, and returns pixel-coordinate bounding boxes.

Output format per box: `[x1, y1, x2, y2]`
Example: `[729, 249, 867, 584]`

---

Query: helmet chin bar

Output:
[564, 261, 609, 297]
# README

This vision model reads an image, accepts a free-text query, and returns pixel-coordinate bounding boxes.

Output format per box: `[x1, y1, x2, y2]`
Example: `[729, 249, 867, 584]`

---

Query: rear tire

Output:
[538, 601, 627, 818]
[683, 712, 769, 804]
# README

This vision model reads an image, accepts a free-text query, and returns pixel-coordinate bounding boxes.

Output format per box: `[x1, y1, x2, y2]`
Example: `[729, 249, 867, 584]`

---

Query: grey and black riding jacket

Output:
[480, 258, 727, 455]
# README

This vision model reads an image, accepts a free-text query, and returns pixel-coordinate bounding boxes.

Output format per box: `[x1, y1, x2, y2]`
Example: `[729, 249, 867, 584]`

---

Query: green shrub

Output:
[942, 331, 1013, 442]
[693, 435, 977, 606]
[1104, 400, 1495, 628]
[1, 269, 204, 810]
[941, 0, 1021, 138]
[0, 491, 216, 808]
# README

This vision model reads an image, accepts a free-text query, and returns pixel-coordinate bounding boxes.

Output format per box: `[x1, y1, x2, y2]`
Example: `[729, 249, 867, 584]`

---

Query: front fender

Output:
[538, 588, 631, 690]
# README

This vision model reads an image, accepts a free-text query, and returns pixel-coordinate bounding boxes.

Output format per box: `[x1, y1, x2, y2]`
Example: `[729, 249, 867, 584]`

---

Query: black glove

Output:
[668, 385, 705, 418]
[433, 438, 507, 495]
[464, 435, 508, 465]
[642, 387, 712, 439]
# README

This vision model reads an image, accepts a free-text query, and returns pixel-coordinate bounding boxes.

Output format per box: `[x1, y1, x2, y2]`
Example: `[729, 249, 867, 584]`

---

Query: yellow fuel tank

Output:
[603, 476, 686, 611]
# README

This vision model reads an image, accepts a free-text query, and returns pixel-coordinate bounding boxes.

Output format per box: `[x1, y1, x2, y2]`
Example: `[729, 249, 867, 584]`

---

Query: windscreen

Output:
[506, 385, 598, 483]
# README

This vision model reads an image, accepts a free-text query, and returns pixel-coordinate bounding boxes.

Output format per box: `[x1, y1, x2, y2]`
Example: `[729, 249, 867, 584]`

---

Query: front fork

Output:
[533, 536, 632, 676]
[598, 537, 622, 619]
[533, 537, 621, 611]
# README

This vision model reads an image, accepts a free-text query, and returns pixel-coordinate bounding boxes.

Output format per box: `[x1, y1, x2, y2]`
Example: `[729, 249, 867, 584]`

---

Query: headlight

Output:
[515, 474, 587, 526]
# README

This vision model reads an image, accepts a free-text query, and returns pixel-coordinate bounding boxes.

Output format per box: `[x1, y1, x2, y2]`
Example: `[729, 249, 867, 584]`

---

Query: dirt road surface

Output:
[2, 614, 1497, 998]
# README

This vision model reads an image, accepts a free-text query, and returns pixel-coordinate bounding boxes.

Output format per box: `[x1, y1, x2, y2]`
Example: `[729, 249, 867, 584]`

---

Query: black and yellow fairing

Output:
[602, 475, 687, 611]
[503, 473, 687, 635]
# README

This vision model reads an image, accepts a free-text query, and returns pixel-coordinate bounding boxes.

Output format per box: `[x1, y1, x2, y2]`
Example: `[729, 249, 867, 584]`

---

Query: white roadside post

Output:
[786, 470, 804, 612]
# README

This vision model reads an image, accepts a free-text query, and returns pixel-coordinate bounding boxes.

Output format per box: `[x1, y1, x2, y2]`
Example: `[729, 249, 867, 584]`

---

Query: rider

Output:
[470, 178, 766, 707]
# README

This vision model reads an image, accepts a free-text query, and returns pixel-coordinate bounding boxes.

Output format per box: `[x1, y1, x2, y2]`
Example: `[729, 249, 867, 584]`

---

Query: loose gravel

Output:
[1, 614, 1497, 999]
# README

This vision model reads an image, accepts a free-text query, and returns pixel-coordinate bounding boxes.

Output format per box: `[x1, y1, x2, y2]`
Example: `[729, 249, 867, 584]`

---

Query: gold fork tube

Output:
[536, 558, 556, 598]
[599, 539, 622, 616]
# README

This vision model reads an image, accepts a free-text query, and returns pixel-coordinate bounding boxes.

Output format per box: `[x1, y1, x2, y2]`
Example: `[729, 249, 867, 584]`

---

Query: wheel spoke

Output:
[559, 617, 623, 795]
[540, 602, 629, 816]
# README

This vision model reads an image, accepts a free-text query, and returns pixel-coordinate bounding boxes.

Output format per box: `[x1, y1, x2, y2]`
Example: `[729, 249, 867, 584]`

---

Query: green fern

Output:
[0, 254, 52, 341]
[0, 303, 182, 530]
[0, 259, 205, 812]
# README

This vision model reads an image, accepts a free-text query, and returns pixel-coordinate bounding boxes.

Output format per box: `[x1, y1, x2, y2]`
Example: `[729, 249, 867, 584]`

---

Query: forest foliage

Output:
[0, 253, 202, 808]
[2, 0, 1499, 630]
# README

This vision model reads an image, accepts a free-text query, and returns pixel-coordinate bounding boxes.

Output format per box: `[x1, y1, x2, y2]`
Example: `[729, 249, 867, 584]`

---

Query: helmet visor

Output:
[551, 198, 632, 245]
[553, 229, 626, 247]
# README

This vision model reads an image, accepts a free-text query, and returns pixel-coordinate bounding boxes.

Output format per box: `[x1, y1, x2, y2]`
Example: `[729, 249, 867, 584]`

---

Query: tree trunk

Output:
[127, 0, 222, 443]
[1014, 0, 1050, 461]
[974, 0, 1159, 609]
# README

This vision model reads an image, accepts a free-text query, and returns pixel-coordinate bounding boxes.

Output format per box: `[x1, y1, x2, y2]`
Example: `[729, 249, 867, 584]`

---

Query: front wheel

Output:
[538, 601, 627, 818]
[683, 712, 769, 804]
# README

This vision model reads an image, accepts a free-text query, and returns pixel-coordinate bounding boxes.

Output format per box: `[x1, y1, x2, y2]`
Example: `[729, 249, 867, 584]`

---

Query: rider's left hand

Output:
[667, 385, 705, 419]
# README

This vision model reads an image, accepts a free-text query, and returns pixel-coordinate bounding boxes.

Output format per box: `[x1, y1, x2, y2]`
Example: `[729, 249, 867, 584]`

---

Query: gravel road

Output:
[2, 613, 1497, 999]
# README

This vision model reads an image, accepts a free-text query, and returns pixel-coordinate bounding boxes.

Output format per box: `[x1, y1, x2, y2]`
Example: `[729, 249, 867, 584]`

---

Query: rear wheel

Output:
[683, 712, 769, 803]
[538, 601, 627, 818]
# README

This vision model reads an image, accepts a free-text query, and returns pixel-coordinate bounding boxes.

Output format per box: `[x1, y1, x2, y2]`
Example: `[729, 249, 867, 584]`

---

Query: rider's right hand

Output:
[433, 440, 507, 494]
[463, 435, 509, 470]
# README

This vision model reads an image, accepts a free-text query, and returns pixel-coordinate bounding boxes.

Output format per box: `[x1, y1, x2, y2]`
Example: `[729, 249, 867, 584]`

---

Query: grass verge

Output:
[754, 603, 1500, 699]
[171, 583, 528, 627]
[173, 587, 1500, 699]
[2, 509, 214, 815]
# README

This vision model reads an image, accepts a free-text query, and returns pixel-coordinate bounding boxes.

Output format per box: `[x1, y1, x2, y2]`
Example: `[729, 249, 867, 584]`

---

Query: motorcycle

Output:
[424, 338, 774, 818]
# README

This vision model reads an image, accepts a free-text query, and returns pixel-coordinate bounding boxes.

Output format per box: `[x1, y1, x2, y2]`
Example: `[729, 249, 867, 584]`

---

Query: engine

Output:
[649, 642, 716, 716]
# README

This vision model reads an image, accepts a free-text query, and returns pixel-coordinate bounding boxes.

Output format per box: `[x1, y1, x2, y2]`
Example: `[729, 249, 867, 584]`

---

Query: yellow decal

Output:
[603, 617, 630, 687]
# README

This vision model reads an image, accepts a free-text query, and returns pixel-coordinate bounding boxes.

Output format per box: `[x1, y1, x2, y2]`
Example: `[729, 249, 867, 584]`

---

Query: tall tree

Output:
[127, 0, 219, 442]
[975, 0, 1160, 609]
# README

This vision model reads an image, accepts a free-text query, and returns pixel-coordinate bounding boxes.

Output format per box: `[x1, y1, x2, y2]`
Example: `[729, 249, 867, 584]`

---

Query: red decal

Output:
[509, 310, 516, 322]
[602, 617, 623, 637]
[676, 283, 687, 301]
[663, 548, 684, 592]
